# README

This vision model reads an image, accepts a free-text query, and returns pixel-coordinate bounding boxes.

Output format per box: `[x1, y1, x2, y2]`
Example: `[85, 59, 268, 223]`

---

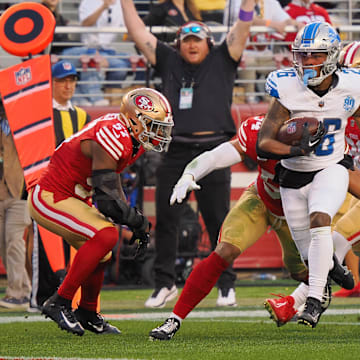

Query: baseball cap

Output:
[179, 22, 209, 41]
[52, 60, 78, 79]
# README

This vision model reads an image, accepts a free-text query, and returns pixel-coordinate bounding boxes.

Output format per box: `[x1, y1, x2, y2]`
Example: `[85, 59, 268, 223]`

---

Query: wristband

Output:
[239, 9, 254, 22]
[265, 19, 271, 27]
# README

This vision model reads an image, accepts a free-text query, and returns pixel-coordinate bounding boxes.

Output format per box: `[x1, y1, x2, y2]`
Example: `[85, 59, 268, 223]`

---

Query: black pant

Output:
[154, 140, 236, 289]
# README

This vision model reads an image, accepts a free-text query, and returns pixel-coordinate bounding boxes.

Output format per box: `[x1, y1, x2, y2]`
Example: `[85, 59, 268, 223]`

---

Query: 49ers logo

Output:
[135, 95, 153, 111]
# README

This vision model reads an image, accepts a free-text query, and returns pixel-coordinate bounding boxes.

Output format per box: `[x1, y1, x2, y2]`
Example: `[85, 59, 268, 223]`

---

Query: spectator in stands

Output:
[223, 0, 300, 103]
[27, 60, 91, 312]
[41, 0, 73, 55]
[61, 0, 131, 106]
[0, 97, 32, 309]
[284, 0, 332, 43]
[120, 0, 256, 309]
[193, 0, 225, 23]
[143, 0, 202, 43]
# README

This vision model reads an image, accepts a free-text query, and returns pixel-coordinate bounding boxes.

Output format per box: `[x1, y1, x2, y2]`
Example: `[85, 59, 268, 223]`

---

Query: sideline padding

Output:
[0, 2, 55, 56]
[38, 225, 65, 273]
[0, 55, 55, 189]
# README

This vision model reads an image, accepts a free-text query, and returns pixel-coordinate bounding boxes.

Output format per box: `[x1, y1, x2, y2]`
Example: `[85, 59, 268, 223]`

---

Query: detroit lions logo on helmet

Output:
[344, 96, 355, 112]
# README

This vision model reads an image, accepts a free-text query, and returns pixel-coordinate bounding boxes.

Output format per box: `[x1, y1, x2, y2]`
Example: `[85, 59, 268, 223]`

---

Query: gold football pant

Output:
[219, 185, 306, 277]
[28, 185, 115, 262]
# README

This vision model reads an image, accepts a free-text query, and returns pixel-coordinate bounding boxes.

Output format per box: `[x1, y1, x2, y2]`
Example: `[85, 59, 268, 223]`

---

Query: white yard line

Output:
[0, 308, 360, 324]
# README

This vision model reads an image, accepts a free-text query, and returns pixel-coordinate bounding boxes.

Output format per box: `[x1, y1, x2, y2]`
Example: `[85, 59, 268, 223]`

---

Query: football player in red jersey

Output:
[28, 88, 174, 336]
[332, 41, 360, 298]
[149, 114, 310, 340]
[149, 112, 360, 340]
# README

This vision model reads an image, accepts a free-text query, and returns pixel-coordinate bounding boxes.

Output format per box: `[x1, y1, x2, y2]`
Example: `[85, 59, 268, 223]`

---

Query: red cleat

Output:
[264, 294, 297, 327]
[333, 282, 360, 297]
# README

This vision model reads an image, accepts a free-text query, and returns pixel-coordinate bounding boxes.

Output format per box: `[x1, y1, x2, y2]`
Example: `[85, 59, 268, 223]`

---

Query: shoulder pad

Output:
[265, 68, 297, 99]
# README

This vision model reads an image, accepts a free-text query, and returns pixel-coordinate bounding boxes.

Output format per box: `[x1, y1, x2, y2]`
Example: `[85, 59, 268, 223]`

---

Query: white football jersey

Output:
[265, 68, 360, 172]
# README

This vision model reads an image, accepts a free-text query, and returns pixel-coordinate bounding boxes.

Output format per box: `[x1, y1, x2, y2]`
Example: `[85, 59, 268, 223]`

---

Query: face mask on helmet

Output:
[292, 22, 341, 86]
[120, 88, 174, 152]
[339, 41, 360, 68]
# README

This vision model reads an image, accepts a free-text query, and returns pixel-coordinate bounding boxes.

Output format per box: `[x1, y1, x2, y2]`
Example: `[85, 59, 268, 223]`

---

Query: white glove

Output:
[169, 173, 201, 205]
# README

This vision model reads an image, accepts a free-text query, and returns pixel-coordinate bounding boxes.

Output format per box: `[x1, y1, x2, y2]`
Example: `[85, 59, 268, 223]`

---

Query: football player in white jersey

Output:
[257, 22, 360, 328]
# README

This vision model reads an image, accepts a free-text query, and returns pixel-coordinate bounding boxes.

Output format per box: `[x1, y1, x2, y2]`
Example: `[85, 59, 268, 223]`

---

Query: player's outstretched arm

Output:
[170, 141, 243, 205]
[120, 0, 157, 65]
[226, 0, 256, 61]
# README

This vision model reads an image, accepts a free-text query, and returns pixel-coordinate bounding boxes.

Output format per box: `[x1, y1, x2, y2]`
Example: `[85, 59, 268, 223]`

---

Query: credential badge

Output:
[344, 96, 355, 112]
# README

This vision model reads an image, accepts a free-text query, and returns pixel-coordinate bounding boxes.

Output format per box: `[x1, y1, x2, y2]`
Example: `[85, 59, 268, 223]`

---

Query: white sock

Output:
[290, 282, 309, 309]
[308, 226, 333, 301]
[170, 312, 183, 323]
[333, 231, 351, 264]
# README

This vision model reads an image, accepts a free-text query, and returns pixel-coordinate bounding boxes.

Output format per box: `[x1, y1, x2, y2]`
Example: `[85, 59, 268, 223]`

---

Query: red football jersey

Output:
[346, 117, 360, 169]
[237, 116, 283, 217]
[285, 3, 332, 44]
[36, 113, 144, 202]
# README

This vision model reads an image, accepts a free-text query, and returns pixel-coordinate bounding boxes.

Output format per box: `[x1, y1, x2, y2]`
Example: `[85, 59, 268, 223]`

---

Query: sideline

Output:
[0, 308, 360, 324]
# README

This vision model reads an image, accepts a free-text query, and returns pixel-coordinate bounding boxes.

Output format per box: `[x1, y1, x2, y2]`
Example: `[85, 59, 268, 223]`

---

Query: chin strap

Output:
[303, 69, 317, 86]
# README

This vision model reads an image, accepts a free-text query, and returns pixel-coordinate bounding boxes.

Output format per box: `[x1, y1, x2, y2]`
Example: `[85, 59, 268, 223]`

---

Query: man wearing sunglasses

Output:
[120, 0, 256, 309]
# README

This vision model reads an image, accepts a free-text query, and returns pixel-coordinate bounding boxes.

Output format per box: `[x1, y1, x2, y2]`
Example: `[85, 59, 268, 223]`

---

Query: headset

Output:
[175, 21, 215, 50]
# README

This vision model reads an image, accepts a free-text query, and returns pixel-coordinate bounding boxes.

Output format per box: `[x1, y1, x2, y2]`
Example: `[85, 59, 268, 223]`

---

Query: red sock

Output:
[173, 252, 229, 319]
[79, 261, 109, 312]
[58, 227, 118, 300]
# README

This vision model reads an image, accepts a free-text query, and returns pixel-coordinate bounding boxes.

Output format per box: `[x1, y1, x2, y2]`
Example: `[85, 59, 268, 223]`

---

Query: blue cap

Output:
[52, 60, 78, 79]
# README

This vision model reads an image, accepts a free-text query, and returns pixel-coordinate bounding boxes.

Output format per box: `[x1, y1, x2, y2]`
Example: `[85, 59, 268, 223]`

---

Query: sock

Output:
[333, 231, 351, 264]
[58, 227, 118, 300]
[79, 261, 109, 312]
[173, 252, 229, 319]
[308, 226, 333, 301]
[290, 282, 309, 309]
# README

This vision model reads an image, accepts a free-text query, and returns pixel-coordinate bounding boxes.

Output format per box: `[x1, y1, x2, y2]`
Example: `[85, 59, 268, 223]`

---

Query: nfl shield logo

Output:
[15, 67, 32, 86]
[287, 122, 297, 134]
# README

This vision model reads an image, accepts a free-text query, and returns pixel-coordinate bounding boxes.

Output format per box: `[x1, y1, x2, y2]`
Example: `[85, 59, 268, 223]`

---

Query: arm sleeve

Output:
[184, 142, 242, 181]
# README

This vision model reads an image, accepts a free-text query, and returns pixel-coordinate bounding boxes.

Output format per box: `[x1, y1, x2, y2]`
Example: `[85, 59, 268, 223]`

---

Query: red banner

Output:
[0, 55, 55, 189]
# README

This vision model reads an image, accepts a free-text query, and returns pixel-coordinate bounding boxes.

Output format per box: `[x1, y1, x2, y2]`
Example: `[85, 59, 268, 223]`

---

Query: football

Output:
[276, 117, 319, 146]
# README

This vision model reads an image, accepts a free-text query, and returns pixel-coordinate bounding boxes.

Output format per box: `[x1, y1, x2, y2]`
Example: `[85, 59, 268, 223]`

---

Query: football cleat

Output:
[329, 255, 354, 290]
[74, 307, 121, 335]
[42, 294, 84, 336]
[264, 294, 297, 327]
[297, 297, 322, 328]
[149, 317, 181, 341]
[216, 288, 237, 307]
[320, 277, 332, 314]
[145, 285, 178, 308]
[333, 282, 360, 297]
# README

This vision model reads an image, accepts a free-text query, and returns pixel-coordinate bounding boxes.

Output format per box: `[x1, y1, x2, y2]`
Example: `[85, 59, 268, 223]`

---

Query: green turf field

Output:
[1, 283, 360, 360]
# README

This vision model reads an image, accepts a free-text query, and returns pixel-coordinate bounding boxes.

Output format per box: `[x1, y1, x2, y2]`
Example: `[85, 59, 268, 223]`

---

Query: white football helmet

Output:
[292, 22, 341, 86]
[339, 41, 360, 68]
[120, 88, 174, 152]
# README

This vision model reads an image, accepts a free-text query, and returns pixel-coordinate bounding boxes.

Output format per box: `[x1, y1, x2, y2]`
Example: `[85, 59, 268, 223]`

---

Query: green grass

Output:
[1, 285, 360, 360]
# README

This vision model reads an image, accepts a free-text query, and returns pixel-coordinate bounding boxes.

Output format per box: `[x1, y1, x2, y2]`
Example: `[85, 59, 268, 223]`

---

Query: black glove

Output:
[290, 122, 326, 157]
[129, 218, 151, 258]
